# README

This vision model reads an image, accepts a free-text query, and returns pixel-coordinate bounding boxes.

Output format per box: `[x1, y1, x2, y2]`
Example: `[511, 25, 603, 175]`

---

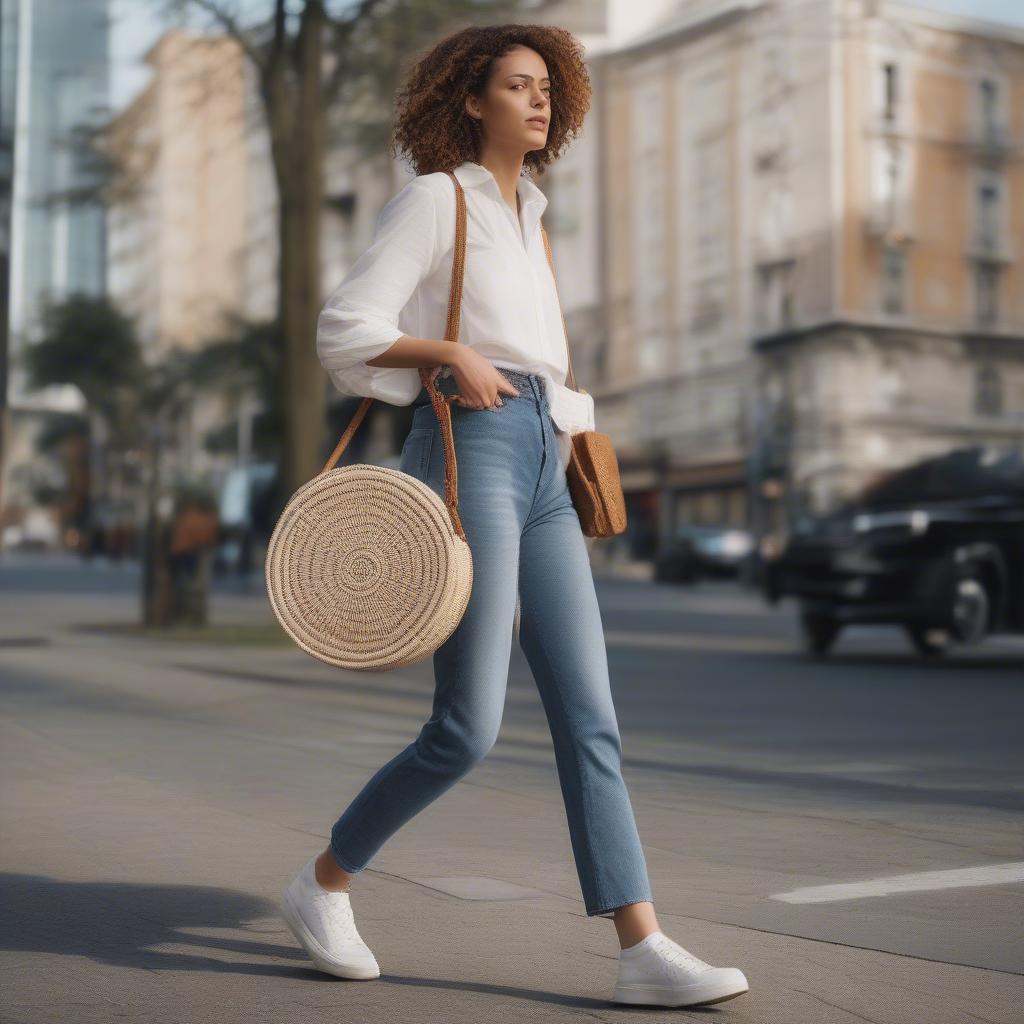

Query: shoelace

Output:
[310, 888, 360, 942]
[655, 940, 710, 971]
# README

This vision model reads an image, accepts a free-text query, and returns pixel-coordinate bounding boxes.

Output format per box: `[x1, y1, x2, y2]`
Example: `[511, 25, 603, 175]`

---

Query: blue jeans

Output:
[329, 367, 653, 917]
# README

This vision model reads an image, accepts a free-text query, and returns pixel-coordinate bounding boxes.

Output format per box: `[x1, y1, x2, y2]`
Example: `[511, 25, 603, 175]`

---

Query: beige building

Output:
[545, 0, 1024, 557]
[107, 30, 250, 358]
[105, 29, 250, 484]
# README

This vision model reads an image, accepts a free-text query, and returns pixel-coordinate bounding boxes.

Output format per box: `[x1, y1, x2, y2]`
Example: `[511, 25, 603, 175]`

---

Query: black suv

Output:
[763, 446, 1024, 657]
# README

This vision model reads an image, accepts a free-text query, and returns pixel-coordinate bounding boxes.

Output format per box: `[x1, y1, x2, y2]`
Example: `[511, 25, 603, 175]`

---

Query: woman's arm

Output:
[364, 334, 459, 369]
[367, 338, 518, 409]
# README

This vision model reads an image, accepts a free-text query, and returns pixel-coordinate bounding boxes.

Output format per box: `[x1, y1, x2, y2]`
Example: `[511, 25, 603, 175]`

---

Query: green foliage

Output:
[22, 292, 146, 442]
[184, 312, 286, 464]
[24, 292, 143, 399]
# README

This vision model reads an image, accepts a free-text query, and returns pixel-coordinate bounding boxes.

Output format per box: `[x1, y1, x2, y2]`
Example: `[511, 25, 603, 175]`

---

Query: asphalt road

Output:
[2, 551, 1021, 1023]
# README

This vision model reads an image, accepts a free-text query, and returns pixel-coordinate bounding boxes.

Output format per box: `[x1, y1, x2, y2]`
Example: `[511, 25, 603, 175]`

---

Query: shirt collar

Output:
[451, 160, 549, 242]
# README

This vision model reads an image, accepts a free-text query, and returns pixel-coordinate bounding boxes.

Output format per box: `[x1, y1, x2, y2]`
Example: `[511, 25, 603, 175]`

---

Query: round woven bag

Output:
[265, 451, 472, 671]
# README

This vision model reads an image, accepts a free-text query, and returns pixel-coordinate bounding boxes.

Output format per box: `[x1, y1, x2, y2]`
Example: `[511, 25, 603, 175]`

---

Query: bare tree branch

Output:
[322, 0, 390, 103]
[170, 0, 271, 75]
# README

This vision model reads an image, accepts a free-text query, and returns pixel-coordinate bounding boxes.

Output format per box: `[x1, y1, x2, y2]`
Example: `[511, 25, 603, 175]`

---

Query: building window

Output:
[974, 364, 1003, 417]
[976, 177, 1001, 252]
[692, 279, 725, 334]
[879, 353, 905, 409]
[974, 261, 1000, 325]
[689, 136, 728, 334]
[882, 244, 905, 313]
[758, 179, 793, 255]
[884, 144, 900, 213]
[632, 79, 666, 368]
[980, 78, 998, 138]
[883, 62, 898, 121]
[871, 139, 909, 240]
[757, 262, 795, 331]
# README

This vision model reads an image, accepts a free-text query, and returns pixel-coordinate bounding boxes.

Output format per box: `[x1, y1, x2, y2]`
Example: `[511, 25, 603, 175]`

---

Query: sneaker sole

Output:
[612, 971, 749, 1007]
[280, 887, 381, 980]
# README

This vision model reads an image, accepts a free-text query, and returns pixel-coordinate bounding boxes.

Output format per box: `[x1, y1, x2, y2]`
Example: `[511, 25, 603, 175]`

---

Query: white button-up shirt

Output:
[315, 160, 595, 473]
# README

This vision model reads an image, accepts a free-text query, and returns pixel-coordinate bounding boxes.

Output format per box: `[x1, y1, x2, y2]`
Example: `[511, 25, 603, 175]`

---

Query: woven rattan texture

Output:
[266, 465, 473, 670]
[566, 432, 628, 538]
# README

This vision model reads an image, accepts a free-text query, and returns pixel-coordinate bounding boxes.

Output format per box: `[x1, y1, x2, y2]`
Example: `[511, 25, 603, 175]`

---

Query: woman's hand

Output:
[447, 348, 520, 409]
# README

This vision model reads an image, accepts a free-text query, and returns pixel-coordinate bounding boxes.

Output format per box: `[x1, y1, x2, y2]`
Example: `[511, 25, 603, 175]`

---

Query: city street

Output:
[1, 551, 1022, 1023]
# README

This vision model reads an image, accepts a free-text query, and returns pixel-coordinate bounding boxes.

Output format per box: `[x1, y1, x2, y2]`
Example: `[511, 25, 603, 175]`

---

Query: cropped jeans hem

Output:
[328, 839, 363, 875]
[586, 894, 654, 918]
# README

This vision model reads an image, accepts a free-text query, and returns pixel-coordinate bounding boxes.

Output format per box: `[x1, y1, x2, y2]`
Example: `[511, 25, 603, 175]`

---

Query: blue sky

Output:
[109, 0, 1024, 111]
[915, 0, 1023, 26]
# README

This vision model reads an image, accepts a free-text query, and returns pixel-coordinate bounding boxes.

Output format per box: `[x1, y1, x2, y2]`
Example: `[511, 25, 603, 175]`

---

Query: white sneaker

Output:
[611, 930, 749, 1007]
[281, 856, 381, 979]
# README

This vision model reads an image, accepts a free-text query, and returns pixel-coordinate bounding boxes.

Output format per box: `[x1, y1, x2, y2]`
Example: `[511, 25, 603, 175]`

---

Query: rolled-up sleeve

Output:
[316, 178, 438, 401]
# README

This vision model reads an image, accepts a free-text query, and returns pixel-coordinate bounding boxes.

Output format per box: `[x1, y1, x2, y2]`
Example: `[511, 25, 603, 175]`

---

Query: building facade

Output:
[106, 30, 251, 360]
[545, 0, 1024, 558]
[756, 0, 1024, 539]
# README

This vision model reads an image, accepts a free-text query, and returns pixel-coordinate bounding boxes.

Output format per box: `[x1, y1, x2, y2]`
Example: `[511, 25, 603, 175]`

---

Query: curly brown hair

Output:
[389, 23, 591, 180]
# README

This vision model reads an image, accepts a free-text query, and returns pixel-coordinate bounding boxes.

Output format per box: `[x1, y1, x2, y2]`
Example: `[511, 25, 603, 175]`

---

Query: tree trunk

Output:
[267, 1, 328, 500]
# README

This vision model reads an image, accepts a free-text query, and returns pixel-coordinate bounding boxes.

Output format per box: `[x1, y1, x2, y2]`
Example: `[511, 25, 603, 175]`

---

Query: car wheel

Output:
[949, 571, 990, 645]
[800, 611, 840, 656]
[905, 624, 949, 657]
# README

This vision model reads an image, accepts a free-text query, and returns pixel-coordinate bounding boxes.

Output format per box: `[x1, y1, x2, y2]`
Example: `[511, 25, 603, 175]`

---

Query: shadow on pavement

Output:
[1, 873, 307, 977]
[0, 873, 627, 1009]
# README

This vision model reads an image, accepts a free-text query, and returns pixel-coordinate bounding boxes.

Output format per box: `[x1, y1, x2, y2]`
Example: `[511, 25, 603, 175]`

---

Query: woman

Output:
[281, 23, 749, 1009]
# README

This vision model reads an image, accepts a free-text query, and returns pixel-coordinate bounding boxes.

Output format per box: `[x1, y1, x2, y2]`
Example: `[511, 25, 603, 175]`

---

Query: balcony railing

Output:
[967, 231, 1014, 264]
[864, 199, 914, 243]
[968, 122, 1013, 157]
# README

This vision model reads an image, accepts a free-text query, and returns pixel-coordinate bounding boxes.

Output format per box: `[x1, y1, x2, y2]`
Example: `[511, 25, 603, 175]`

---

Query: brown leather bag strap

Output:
[318, 171, 469, 541]
[539, 223, 578, 394]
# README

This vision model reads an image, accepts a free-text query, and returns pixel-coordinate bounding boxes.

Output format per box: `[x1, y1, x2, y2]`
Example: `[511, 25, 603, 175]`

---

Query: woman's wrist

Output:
[365, 335, 463, 369]
[443, 344, 466, 371]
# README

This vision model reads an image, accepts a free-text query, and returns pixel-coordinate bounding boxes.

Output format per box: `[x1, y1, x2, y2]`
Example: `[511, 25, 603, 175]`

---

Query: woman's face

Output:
[465, 44, 551, 156]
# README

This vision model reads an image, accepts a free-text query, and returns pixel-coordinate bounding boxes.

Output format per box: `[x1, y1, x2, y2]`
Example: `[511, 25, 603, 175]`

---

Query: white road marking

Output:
[604, 630, 792, 652]
[772, 863, 1024, 903]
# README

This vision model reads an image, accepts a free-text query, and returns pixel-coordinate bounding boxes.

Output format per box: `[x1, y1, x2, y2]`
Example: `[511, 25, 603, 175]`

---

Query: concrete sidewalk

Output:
[1, 556, 1021, 1022]
[7, 703, 1015, 1024]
